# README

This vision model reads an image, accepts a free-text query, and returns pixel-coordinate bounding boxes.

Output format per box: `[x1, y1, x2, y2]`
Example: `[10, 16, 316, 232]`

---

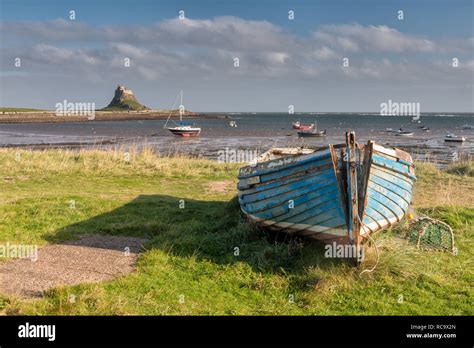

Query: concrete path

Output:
[0, 235, 147, 298]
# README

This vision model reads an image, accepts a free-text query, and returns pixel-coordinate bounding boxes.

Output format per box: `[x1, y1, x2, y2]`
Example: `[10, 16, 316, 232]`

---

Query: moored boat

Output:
[395, 128, 414, 136]
[167, 122, 201, 137]
[297, 129, 327, 137]
[165, 90, 201, 137]
[445, 134, 466, 143]
[237, 131, 416, 248]
[292, 120, 315, 130]
[297, 122, 327, 137]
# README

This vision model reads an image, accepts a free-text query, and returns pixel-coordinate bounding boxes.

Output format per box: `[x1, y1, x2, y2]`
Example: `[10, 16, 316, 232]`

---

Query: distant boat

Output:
[419, 125, 430, 132]
[292, 120, 315, 130]
[297, 121, 327, 137]
[298, 129, 327, 137]
[445, 134, 466, 143]
[395, 128, 414, 136]
[237, 131, 416, 246]
[164, 90, 201, 137]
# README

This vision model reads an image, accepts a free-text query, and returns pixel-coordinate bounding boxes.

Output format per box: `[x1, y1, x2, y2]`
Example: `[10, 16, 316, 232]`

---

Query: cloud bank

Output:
[1, 17, 473, 111]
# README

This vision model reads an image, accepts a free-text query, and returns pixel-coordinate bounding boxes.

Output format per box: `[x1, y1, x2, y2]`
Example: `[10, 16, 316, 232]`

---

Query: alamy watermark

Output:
[324, 241, 365, 262]
[0, 242, 38, 261]
[55, 99, 95, 120]
[18, 322, 55, 341]
[380, 99, 420, 120]
[217, 148, 258, 164]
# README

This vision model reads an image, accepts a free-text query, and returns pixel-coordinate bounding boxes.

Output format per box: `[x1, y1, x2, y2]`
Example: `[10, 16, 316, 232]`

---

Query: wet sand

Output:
[1, 113, 472, 164]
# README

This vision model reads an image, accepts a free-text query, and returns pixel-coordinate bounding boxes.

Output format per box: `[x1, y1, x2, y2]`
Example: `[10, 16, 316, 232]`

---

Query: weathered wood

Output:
[237, 132, 416, 246]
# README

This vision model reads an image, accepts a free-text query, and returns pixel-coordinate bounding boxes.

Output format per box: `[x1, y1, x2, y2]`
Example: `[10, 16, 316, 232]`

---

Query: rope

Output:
[163, 91, 182, 129]
[358, 215, 380, 276]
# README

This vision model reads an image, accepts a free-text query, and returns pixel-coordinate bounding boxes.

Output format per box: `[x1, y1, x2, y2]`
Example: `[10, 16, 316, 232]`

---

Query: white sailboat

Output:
[164, 90, 201, 137]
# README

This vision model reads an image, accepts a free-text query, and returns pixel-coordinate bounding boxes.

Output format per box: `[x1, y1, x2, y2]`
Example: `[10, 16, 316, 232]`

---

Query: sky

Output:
[0, 0, 473, 112]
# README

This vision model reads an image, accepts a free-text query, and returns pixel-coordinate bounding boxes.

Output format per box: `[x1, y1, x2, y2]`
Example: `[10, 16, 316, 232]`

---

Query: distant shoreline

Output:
[0, 110, 220, 123]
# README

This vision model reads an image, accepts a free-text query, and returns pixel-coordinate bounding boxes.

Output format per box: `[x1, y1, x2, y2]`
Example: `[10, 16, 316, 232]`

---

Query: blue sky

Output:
[2, 0, 472, 36]
[0, 0, 473, 111]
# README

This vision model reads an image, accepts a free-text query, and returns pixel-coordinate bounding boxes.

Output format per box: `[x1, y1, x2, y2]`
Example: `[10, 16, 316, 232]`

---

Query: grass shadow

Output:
[46, 194, 346, 276]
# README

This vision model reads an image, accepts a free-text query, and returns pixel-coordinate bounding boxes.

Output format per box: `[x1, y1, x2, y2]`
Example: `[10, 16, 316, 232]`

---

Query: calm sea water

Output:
[1, 113, 473, 163]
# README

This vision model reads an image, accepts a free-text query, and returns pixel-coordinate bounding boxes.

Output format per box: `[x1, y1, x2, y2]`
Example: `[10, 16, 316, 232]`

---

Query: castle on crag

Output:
[115, 85, 134, 98]
[102, 85, 150, 111]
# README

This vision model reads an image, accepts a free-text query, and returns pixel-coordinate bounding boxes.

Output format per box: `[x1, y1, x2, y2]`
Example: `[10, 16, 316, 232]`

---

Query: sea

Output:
[1, 112, 473, 164]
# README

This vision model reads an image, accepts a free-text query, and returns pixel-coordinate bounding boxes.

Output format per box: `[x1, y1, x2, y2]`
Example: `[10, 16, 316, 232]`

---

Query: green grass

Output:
[0, 148, 472, 315]
[445, 161, 474, 177]
[0, 107, 48, 112]
[100, 99, 149, 111]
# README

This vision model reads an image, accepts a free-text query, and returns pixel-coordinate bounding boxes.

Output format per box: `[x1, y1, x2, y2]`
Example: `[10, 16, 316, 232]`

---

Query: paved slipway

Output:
[0, 235, 147, 298]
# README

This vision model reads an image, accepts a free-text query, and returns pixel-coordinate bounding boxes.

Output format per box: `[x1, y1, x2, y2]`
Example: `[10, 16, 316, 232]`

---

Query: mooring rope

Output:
[358, 215, 380, 276]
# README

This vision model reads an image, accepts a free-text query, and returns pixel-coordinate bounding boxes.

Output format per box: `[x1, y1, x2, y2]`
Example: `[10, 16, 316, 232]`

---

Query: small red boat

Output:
[292, 120, 315, 130]
[297, 121, 327, 137]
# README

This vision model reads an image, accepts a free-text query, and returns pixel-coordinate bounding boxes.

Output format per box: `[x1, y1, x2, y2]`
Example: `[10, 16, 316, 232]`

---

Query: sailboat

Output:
[297, 121, 327, 137]
[164, 90, 201, 137]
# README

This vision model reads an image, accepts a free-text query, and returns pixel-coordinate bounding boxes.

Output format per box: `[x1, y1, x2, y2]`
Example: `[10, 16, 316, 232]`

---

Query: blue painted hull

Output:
[237, 133, 416, 244]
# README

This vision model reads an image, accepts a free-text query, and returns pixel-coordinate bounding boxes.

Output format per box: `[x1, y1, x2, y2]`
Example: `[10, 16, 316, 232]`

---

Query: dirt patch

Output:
[206, 180, 235, 193]
[0, 235, 147, 298]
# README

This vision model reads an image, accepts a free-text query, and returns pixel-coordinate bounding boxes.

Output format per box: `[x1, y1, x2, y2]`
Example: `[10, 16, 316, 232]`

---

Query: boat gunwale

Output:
[238, 148, 332, 179]
[238, 158, 334, 193]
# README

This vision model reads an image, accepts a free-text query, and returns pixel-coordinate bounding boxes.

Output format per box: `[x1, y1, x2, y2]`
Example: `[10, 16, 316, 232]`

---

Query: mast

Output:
[180, 90, 183, 121]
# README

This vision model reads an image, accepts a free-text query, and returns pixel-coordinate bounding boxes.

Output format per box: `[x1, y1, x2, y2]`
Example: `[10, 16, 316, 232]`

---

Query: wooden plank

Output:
[240, 167, 335, 204]
[258, 155, 332, 183]
[238, 148, 331, 178]
[346, 131, 360, 248]
[242, 181, 339, 216]
[367, 180, 410, 212]
[366, 188, 405, 218]
[372, 154, 417, 180]
[238, 161, 333, 194]
[368, 175, 412, 206]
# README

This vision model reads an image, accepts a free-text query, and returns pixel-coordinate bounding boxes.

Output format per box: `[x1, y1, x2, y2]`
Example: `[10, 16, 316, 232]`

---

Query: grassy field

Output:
[0, 148, 472, 315]
[0, 107, 48, 113]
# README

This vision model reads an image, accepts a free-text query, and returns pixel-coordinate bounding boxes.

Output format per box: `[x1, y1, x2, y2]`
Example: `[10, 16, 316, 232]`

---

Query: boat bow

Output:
[237, 131, 416, 245]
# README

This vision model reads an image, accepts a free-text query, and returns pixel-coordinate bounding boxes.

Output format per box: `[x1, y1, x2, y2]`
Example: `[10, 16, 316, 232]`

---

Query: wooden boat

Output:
[297, 122, 327, 137]
[292, 120, 315, 130]
[237, 131, 416, 247]
[164, 90, 201, 137]
[297, 129, 327, 137]
[445, 134, 466, 143]
[395, 129, 414, 136]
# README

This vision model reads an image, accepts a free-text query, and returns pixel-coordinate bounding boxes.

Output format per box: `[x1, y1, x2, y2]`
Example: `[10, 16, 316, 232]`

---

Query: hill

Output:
[101, 85, 150, 111]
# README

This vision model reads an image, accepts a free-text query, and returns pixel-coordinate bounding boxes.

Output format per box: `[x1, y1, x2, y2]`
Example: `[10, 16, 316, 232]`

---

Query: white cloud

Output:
[1, 17, 472, 110]
[314, 24, 436, 52]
